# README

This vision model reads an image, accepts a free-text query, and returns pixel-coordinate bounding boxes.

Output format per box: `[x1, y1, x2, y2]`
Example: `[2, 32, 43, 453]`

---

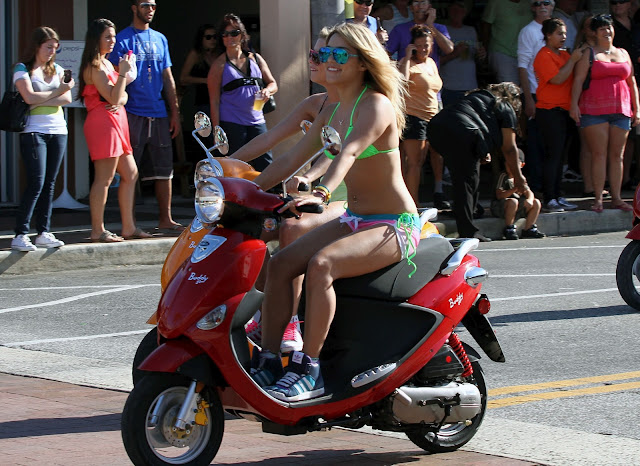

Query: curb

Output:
[0, 237, 177, 276]
[434, 208, 632, 239]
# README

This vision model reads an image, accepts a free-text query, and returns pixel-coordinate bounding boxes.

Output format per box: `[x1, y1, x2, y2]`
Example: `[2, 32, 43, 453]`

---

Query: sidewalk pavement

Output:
[0, 373, 536, 465]
[0, 188, 634, 276]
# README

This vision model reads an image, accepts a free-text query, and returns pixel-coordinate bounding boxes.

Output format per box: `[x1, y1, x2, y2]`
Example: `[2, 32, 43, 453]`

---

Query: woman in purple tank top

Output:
[207, 14, 278, 171]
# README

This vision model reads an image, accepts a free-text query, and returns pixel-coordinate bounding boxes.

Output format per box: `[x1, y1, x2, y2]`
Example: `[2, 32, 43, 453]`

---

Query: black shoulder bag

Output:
[582, 47, 594, 91]
[0, 79, 30, 132]
[221, 53, 276, 114]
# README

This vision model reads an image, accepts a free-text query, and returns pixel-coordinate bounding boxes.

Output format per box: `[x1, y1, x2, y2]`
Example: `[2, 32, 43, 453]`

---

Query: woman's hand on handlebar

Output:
[277, 193, 324, 217]
[285, 175, 310, 194]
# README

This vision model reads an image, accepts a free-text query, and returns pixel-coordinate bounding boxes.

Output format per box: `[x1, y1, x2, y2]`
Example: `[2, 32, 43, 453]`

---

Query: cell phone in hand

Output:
[63, 69, 72, 83]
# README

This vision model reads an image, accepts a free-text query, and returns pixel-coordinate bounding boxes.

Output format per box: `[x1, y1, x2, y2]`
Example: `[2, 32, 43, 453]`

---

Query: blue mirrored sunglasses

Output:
[318, 47, 359, 64]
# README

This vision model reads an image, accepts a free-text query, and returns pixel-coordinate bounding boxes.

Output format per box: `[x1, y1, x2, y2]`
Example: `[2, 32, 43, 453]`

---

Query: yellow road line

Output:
[489, 371, 640, 396]
[488, 381, 640, 409]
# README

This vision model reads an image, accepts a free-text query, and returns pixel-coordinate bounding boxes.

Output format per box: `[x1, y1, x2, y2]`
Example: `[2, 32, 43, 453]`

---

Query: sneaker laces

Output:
[274, 371, 304, 390]
[245, 318, 262, 341]
[282, 321, 301, 341]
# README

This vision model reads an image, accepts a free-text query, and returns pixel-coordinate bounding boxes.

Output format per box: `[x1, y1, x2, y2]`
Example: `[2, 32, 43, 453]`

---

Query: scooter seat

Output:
[333, 235, 454, 301]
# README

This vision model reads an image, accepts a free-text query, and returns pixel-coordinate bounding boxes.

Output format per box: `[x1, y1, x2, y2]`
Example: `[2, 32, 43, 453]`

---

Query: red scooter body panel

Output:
[157, 229, 266, 339]
[408, 255, 482, 323]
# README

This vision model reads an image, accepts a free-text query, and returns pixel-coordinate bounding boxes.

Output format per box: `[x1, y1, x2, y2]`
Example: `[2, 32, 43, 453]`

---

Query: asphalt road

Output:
[1, 231, 639, 465]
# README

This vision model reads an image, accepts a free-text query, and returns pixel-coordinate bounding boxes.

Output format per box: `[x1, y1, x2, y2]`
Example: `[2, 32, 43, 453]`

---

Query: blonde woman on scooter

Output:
[250, 22, 418, 401]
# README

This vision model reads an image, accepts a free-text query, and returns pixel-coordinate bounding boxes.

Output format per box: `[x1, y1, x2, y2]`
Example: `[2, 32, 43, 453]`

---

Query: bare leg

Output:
[583, 123, 610, 208]
[261, 218, 351, 354]
[302, 224, 403, 358]
[155, 179, 180, 229]
[278, 202, 346, 316]
[503, 198, 518, 226]
[579, 129, 594, 193]
[90, 157, 119, 240]
[117, 154, 142, 237]
[524, 198, 541, 230]
[608, 125, 631, 205]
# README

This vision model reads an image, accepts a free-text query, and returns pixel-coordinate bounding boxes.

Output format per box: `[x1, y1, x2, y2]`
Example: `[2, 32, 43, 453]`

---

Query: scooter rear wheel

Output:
[406, 361, 487, 453]
[121, 373, 224, 466]
[616, 241, 640, 311]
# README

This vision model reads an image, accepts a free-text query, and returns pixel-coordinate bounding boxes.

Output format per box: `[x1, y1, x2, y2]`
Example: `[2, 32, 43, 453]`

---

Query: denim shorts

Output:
[580, 113, 631, 131]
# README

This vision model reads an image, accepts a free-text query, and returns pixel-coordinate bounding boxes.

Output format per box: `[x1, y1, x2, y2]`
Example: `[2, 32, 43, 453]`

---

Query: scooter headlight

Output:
[197, 305, 226, 330]
[195, 178, 224, 225]
[194, 159, 223, 186]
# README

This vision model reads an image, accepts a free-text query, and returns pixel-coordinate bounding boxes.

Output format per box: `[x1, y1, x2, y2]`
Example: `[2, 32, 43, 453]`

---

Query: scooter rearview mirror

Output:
[321, 125, 341, 156]
[300, 119, 312, 135]
[212, 126, 229, 156]
[194, 111, 212, 138]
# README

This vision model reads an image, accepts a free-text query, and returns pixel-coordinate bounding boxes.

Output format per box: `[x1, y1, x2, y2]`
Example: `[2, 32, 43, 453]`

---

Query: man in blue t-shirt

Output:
[386, 0, 453, 65]
[110, 0, 184, 233]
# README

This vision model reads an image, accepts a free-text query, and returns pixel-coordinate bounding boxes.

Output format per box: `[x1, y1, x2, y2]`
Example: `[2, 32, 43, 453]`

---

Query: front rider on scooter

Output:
[227, 27, 346, 354]
[250, 23, 420, 401]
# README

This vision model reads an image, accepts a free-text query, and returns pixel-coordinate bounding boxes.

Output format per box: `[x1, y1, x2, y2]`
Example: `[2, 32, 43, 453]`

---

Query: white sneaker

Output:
[35, 232, 65, 248]
[557, 197, 577, 210]
[281, 316, 303, 353]
[11, 234, 37, 252]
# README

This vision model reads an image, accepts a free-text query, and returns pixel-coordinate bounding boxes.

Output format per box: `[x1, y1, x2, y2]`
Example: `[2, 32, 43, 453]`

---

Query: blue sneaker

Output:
[267, 351, 324, 401]
[250, 348, 284, 388]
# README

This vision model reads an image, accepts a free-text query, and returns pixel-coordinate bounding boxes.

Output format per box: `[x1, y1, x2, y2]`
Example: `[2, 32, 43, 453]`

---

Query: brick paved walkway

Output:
[0, 373, 536, 465]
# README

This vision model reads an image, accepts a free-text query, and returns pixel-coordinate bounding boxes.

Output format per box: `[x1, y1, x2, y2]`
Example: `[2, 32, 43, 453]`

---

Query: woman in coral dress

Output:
[78, 18, 151, 242]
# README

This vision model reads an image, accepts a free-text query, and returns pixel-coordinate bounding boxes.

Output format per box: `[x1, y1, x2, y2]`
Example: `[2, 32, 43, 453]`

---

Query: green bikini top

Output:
[324, 85, 398, 160]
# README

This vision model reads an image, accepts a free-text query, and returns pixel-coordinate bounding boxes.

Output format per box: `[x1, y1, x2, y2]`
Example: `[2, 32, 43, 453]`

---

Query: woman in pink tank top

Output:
[570, 14, 639, 213]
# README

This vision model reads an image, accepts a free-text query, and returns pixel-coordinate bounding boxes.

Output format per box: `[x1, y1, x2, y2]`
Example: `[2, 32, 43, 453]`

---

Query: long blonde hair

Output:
[327, 22, 407, 133]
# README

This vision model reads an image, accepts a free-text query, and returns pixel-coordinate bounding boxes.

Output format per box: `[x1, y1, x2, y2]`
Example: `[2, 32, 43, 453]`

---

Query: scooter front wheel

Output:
[406, 360, 487, 453]
[132, 327, 159, 386]
[616, 241, 640, 311]
[121, 373, 224, 466]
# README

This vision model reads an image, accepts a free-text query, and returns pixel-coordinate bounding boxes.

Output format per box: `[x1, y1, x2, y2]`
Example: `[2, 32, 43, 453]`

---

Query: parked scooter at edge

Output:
[131, 113, 439, 385]
[616, 184, 640, 310]
[120, 114, 504, 465]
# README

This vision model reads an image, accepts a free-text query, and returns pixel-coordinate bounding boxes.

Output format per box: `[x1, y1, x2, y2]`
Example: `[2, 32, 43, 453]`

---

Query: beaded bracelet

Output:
[313, 184, 331, 204]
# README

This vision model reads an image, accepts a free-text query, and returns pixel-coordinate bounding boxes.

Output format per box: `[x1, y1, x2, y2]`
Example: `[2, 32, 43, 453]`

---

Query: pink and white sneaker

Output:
[281, 316, 303, 353]
[245, 312, 262, 346]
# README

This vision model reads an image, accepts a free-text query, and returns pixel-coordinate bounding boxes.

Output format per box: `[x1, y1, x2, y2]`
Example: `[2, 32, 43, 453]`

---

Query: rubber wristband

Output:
[118, 74, 125, 78]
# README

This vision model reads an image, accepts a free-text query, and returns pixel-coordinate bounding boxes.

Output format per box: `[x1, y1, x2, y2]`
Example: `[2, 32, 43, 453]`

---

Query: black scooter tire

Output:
[616, 240, 640, 311]
[406, 360, 487, 453]
[121, 373, 224, 466]
[132, 327, 159, 386]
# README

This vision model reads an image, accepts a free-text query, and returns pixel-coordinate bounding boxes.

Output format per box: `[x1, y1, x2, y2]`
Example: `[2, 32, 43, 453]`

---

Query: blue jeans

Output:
[220, 120, 273, 172]
[15, 133, 67, 235]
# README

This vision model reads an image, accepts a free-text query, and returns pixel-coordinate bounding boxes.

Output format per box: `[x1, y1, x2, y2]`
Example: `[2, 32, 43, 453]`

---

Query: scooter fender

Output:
[626, 223, 640, 240]
[157, 228, 266, 339]
[138, 338, 204, 373]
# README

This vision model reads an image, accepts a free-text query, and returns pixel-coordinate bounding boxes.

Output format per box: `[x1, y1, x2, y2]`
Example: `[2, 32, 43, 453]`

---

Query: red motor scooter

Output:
[616, 184, 640, 310]
[121, 125, 504, 466]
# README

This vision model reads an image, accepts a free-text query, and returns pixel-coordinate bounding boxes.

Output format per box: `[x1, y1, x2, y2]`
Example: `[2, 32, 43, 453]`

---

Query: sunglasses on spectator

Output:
[355, 0, 374, 6]
[139, 2, 157, 9]
[204, 34, 216, 40]
[309, 49, 320, 65]
[610, 0, 630, 4]
[318, 47, 359, 64]
[221, 29, 242, 38]
[532, 1, 551, 6]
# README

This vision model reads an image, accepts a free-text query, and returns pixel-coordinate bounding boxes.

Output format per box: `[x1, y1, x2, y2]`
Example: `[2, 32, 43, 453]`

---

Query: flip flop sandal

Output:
[91, 230, 124, 243]
[122, 227, 153, 240]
